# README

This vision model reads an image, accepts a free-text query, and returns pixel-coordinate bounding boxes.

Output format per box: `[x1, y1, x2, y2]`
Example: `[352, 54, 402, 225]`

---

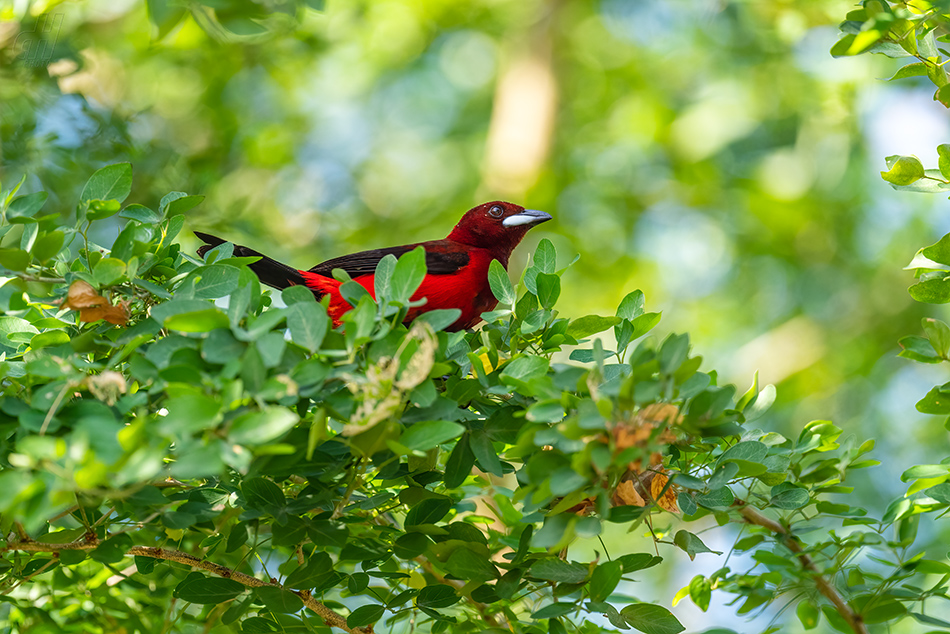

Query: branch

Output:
[1, 539, 370, 634]
[736, 503, 868, 634]
[15, 274, 66, 284]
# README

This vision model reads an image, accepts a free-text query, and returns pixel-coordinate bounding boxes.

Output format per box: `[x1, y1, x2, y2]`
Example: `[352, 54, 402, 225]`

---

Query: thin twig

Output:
[15, 274, 66, 284]
[40, 382, 73, 436]
[736, 503, 868, 634]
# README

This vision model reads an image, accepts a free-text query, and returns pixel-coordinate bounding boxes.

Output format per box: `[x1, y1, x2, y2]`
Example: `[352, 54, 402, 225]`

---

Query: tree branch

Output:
[736, 503, 868, 634]
[1, 539, 370, 634]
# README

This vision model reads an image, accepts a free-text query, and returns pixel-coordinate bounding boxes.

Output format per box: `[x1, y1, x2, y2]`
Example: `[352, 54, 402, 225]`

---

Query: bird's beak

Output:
[502, 209, 552, 227]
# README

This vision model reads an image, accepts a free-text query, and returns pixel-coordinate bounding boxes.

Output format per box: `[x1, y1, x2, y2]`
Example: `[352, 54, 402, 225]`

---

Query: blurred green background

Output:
[2, 0, 948, 631]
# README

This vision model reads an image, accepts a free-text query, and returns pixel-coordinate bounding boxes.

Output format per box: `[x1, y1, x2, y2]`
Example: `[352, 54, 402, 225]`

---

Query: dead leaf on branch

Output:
[564, 403, 684, 516]
[61, 280, 129, 325]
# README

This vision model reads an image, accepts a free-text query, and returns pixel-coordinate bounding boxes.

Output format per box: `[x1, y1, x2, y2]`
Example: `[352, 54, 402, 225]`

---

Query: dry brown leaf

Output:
[62, 280, 108, 309]
[62, 280, 129, 325]
[639, 403, 681, 425]
[649, 472, 680, 513]
[612, 479, 646, 507]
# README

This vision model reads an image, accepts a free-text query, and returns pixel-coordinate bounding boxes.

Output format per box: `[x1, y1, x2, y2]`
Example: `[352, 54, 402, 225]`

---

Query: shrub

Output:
[0, 165, 947, 633]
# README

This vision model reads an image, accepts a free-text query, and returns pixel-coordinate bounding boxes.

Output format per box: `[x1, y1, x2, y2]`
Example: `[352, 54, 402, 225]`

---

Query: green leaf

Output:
[528, 558, 589, 584]
[285, 552, 333, 589]
[916, 387, 950, 414]
[81, 163, 133, 204]
[93, 257, 126, 286]
[536, 272, 561, 309]
[939, 144, 950, 181]
[30, 331, 69, 349]
[616, 290, 645, 320]
[533, 239, 556, 274]
[901, 464, 950, 481]
[230, 408, 298, 446]
[716, 440, 768, 476]
[86, 199, 121, 221]
[880, 155, 925, 186]
[286, 299, 329, 353]
[191, 265, 240, 300]
[797, 599, 820, 629]
[405, 498, 452, 526]
[162, 394, 222, 434]
[500, 355, 549, 382]
[445, 547, 499, 581]
[694, 487, 735, 510]
[32, 230, 64, 262]
[160, 192, 204, 216]
[346, 604, 384, 628]
[924, 483, 950, 504]
[413, 308, 461, 332]
[242, 477, 286, 512]
[400, 420, 464, 451]
[443, 433, 475, 489]
[566, 315, 621, 339]
[8, 192, 48, 220]
[621, 603, 685, 634]
[921, 234, 950, 267]
[658, 333, 689, 374]
[173, 575, 244, 604]
[119, 203, 162, 224]
[677, 492, 698, 516]
[307, 520, 349, 548]
[469, 432, 503, 477]
[488, 259, 515, 305]
[253, 587, 302, 614]
[0, 248, 29, 271]
[673, 530, 722, 560]
[416, 585, 459, 609]
[886, 62, 928, 81]
[164, 309, 230, 333]
[390, 246, 427, 303]
[394, 533, 431, 559]
[770, 483, 810, 509]
[373, 253, 397, 300]
[899, 335, 942, 363]
[688, 575, 711, 612]
[909, 274, 950, 304]
[588, 560, 622, 602]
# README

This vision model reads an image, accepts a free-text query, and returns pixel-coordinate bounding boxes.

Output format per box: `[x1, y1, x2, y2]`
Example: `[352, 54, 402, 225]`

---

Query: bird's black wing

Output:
[308, 240, 470, 278]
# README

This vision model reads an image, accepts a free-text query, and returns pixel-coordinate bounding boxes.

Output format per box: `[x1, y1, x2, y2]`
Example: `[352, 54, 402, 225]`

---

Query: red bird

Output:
[195, 201, 551, 331]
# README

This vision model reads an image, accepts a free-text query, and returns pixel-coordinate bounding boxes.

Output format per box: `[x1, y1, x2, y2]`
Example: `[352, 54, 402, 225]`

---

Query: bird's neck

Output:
[447, 229, 522, 267]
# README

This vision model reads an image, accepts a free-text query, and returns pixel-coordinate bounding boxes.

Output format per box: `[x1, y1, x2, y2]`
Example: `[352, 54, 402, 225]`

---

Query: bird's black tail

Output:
[194, 231, 308, 290]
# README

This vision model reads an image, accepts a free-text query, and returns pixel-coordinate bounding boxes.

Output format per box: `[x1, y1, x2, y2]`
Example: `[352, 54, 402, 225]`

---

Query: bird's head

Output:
[447, 201, 552, 255]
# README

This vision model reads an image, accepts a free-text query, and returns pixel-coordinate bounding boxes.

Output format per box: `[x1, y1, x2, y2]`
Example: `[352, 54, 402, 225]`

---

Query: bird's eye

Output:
[488, 205, 504, 218]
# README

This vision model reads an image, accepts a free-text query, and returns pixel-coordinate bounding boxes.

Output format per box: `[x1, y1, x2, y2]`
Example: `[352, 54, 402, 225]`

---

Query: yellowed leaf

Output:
[650, 472, 680, 513]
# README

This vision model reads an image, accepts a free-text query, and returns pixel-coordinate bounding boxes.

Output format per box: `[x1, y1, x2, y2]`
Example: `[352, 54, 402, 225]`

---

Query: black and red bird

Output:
[195, 201, 551, 331]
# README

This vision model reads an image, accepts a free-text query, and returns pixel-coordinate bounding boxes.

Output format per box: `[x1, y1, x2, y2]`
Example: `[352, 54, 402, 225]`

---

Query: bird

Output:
[195, 201, 552, 331]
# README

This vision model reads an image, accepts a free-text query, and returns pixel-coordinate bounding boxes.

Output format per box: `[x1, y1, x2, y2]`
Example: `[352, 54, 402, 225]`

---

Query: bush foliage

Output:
[0, 164, 948, 634]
